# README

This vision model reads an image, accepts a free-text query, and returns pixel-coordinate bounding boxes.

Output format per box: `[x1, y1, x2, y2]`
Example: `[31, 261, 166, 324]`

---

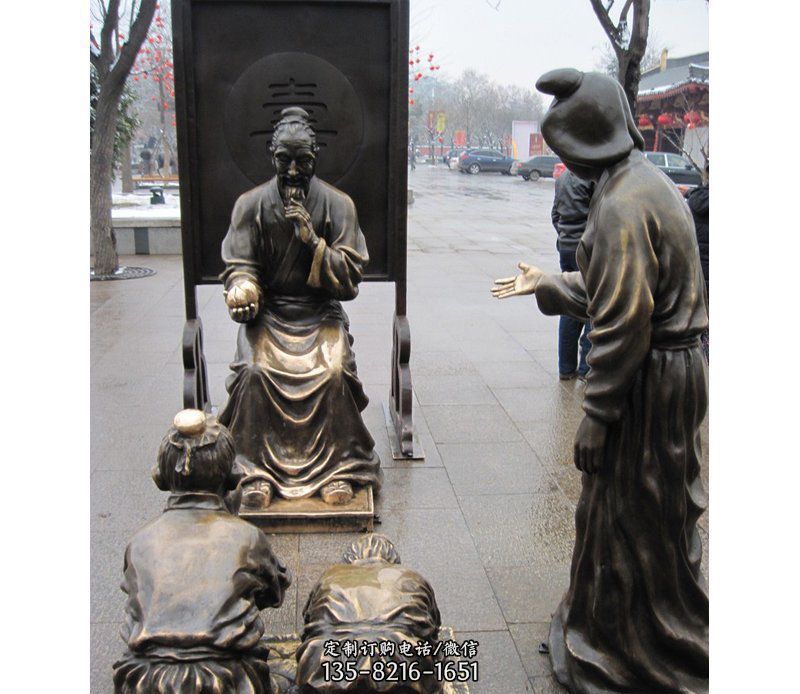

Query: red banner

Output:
[529, 133, 544, 156]
[453, 130, 466, 146]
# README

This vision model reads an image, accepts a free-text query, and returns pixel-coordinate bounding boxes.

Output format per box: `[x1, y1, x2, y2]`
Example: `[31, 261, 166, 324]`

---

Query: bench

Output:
[133, 175, 180, 188]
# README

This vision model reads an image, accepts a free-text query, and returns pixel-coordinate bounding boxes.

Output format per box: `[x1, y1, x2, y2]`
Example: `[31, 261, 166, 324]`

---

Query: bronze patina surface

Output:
[492, 69, 709, 694]
[220, 107, 382, 514]
[295, 535, 449, 693]
[112, 411, 292, 694]
[263, 628, 470, 694]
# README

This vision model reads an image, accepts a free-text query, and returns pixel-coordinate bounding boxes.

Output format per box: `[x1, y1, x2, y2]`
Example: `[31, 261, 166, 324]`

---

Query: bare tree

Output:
[90, 0, 157, 275]
[596, 27, 663, 79]
[590, 0, 651, 112]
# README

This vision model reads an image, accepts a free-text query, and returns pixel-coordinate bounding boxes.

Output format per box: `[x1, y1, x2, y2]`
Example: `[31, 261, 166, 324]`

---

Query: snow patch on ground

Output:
[112, 191, 181, 220]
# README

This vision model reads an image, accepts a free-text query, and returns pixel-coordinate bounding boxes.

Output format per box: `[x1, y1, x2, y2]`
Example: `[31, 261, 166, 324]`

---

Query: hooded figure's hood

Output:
[536, 69, 644, 168]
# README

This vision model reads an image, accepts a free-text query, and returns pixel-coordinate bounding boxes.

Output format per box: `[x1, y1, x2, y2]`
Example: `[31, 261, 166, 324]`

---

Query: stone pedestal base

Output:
[239, 486, 376, 534]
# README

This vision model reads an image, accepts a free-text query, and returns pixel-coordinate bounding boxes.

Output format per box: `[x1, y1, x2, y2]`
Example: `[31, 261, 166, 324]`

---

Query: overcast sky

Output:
[410, 0, 709, 88]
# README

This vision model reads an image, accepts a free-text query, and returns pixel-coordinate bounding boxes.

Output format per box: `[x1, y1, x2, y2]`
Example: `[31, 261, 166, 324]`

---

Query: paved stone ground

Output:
[91, 165, 708, 693]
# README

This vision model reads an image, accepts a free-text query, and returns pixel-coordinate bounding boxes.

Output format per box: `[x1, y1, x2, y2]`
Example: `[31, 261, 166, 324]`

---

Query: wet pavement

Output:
[91, 164, 708, 693]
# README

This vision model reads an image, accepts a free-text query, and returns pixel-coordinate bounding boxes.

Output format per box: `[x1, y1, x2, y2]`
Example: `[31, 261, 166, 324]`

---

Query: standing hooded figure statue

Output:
[492, 69, 709, 693]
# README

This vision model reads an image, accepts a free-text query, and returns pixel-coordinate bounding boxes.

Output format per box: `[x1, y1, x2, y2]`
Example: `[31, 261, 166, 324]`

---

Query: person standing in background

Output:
[551, 170, 595, 380]
[686, 162, 709, 361]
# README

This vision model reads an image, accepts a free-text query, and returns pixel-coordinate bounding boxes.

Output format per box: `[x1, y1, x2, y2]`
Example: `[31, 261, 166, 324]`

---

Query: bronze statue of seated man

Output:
[219, 106, 382, 509]
[113, 410, 292, 694]
[295, 534, 443, 693]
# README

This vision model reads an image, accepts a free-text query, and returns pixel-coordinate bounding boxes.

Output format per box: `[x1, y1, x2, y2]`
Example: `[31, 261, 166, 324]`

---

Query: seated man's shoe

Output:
[559, 371, 577, 381]
[320, 480, 354, 505]
[242, 479, 273, 509]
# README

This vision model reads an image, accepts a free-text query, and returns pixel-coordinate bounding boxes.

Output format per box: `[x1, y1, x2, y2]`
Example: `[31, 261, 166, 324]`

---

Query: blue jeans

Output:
[558, 248, 591, 376]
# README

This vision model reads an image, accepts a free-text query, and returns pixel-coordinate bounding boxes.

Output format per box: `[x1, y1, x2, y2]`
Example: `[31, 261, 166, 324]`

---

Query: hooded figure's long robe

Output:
[535, 150, 709, 694]
[219, 176, 381, 499]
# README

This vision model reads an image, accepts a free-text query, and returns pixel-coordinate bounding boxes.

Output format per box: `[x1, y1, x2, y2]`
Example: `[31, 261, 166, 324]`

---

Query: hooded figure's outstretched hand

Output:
[491, 262, 544, 299]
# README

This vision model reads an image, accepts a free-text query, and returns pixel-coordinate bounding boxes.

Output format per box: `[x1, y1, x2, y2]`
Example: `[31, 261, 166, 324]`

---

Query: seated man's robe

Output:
[296, 559, 443, 693]
[219, 175, 382, 499]
[113, 492, 291, 693]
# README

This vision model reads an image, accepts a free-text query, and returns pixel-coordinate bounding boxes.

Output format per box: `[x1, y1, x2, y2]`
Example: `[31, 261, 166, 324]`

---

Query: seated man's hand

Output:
[573, 414, 608, 474]
[491, 262, 544, 299]
[225, 279, 260, 323]
[285, 200, 319, 246]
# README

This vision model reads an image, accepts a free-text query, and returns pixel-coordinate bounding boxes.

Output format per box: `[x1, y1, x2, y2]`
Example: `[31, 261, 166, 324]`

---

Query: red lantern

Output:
[656, 113, 673, 126]
[684, 110, 702, 125]
[430, 66, 435, 71]
[415, 45, 419, 50]
[409, 99, 415, 105]
[409, 60, 414, 66]
[437, 136, 443, 143]
[409, 87, 414, 94]
[638, 115, 652, 128]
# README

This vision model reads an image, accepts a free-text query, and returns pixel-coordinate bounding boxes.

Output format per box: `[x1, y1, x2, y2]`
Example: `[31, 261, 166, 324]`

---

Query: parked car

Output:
[553, 162, 567, 179]
[457, 149, 517, 175]
[516, 155, 562, 181]
[444, 148, 469, 168]
[644, 151, 702, 186]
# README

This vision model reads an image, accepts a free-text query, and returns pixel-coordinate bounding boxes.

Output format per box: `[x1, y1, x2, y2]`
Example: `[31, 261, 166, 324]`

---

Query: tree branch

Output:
[618, 0, 634, 26]
[589, 0, 622, 52]
[628, 0, 650, 56]
[99, 0, 121, 74]
[108, 0, 157, 91]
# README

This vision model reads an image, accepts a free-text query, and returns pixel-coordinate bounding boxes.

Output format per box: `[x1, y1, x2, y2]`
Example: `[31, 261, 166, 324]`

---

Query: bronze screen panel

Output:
[174, 0, 408, 283]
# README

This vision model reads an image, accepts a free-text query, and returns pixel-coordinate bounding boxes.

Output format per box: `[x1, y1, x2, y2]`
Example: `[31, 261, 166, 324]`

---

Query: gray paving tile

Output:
[422, 404, 524, 444]
[459, 493, 575, 569]
[422, 562, 506, 632]
[492, 387, 583, 425]
[529, 674, 568, 693]
[414, 374, 497, 406]
[437, 442, 558, 496]
[377, 467, 460, 511]
[92, 620, 124, 694]
[453, 630, 532, 694]
[509, 623, 555, 679]
[301, 508, 481, 571]
[487, 565, 569, 623]
[519, 421, 582, 472]
[475, 360, 555, 389]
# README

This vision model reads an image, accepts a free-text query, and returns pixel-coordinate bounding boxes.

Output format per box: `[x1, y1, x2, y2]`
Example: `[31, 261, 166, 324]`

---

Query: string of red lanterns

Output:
[408, 44, 440, 107]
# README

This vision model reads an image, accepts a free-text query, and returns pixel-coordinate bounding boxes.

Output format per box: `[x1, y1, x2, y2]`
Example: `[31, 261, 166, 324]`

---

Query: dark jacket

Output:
[551, 171, 595, 252]
[685, 184, 709, 285]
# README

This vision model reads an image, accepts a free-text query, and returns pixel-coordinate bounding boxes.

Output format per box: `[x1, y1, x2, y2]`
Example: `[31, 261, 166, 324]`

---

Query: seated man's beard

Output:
[280, 173, 311, 205]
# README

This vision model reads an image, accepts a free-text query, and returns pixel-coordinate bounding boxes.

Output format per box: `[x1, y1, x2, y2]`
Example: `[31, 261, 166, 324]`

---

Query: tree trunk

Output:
[121, 143, 133, 194]
[617, 53, 641, 114]
[91, 91, 122, 275]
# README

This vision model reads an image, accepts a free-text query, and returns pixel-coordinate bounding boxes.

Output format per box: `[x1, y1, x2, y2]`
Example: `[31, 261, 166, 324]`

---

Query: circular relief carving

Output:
[224, 52, 364, 186]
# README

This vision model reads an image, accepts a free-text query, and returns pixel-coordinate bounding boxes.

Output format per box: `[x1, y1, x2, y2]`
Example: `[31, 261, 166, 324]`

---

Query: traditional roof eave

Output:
[638, 79, 709, 103]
